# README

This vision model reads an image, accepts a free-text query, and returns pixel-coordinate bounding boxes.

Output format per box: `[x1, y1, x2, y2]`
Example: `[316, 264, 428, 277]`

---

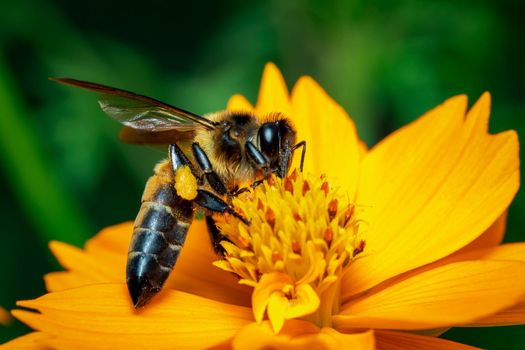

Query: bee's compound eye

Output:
[259, 123, 279, 160]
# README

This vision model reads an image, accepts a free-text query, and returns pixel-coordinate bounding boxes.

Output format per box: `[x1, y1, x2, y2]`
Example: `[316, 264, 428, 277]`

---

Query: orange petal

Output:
[49, 241, 122, 282]
[48, 220, 251, 307]
[168, 220, 252, 307]
[0, 306, 11, 325]
[423, 242, 525, 272]
[227, 94, 255, 113]
[232, 321, 374, 350]
[467, 299, 525, 326]
[335, 260, 525, 330]
[85, 221, 133, 254]
[0, 332, 53, 349]
[13, 283, 252, 350]
[456, 211, 507, 253]
[375, 330, 480, 350]
[291, 76, 361, 197]
[44, 271, 96, 292]
[343, 93, 520, 298]
[255, 63, 291, 117]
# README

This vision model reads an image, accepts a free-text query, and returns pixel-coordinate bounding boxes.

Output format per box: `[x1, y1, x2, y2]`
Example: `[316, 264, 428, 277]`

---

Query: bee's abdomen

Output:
[126, 166, 194, 308]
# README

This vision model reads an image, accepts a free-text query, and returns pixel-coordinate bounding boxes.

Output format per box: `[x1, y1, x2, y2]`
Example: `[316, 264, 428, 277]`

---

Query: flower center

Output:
[213, 170, 365, 333]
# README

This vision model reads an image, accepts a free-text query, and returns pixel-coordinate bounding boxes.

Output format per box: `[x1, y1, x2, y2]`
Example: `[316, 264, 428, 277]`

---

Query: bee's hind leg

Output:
[194, 189, 250, 225]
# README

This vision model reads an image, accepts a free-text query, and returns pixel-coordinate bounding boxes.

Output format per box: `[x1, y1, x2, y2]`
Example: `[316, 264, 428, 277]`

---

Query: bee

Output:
[51, 78, 306, 308]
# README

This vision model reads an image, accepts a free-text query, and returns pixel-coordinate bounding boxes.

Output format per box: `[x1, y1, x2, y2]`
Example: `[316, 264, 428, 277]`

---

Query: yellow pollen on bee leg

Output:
[174, 166, 198, 200]
[214, 171, 366, 333]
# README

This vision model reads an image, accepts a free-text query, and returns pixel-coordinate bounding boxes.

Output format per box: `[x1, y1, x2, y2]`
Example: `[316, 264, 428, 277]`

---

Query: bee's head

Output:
[257, 118, 296, 178]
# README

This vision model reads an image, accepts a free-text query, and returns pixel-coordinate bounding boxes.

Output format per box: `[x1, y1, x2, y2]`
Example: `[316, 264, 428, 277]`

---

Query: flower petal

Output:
[375, 330, 480, 350]
[232, 321, 374, 350]
[291, 77, 362, 196]
[335, 260, 525, 330]
[252, 272, 292, 324]
[267, 292, 288, 333]
[49, 241, 122, 282]
[255, 63, 291, 117]
[13, 283, 252, 350]
[252, 273, 320, 333]
[85, 221, 132, 254]
[0, 332, 53, 349]
[168, 220, 252, 306]
[47, 221, 251, 307]
[227, 94, 255, 113]
[285, 283, 320, 319]
[0, 306, 11, 325]
[44, 271, 95, 293]
[343, 93, 520, 297]
[467, 298, 525, 326]
[456, 211, 507, 253]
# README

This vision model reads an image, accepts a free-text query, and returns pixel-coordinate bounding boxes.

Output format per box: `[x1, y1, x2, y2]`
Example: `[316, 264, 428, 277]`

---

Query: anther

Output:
[353, 240, 366, 257]
[293, 211, 302, 221]
[284, 177, 294, 194]
[340, 204, 355, 227]
[323, 227, 333, 245]
[289, 169, 298, 181]
[302, 180, 311, 195]
[321, 182, 329, 196]
[328, 199, 338, 221]
[257, 198, 265, 211]
[266, 207, 276, 229]
[292, 240, 301, 254]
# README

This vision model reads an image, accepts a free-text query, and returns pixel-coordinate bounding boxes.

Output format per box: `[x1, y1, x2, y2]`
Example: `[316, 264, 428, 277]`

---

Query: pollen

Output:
[213, 171, 365, 333]
[174, 166, 198, 200]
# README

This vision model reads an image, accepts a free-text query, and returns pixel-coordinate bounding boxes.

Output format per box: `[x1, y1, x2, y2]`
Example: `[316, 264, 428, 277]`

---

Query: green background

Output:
[0, 0, 524, 348]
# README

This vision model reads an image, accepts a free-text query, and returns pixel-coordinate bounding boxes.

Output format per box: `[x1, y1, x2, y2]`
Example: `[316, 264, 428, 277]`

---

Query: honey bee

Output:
[51, 78, 306, 308]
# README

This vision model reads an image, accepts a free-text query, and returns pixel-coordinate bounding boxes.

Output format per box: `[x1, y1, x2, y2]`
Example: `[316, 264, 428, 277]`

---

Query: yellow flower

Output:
[2, 63, 524, 349]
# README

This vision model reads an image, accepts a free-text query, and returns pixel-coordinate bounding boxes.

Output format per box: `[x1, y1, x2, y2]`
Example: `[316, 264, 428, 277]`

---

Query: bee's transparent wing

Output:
[98, 94, 197, 131]
[51, 77, 217, 132]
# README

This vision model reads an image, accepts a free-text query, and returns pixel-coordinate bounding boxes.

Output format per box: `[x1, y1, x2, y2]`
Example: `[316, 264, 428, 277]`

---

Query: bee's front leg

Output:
[291, 140, 307, 172]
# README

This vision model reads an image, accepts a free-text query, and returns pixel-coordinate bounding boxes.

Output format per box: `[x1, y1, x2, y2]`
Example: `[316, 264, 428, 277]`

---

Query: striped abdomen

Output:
[126, 160, 194, 308]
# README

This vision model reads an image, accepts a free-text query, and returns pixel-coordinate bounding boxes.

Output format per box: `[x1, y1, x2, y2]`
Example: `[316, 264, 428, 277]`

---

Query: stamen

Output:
[213, 171, 365, 333]
[327, 199, 338, 221]
[265, 208, 276, 228]
[302, 181, 310, 195]
[284, 178, 294, 193]
[321, 181, 329, 196]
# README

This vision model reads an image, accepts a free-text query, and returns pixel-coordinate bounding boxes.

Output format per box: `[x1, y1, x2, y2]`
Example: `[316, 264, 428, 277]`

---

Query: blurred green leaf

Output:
[0, 54, 91, 245]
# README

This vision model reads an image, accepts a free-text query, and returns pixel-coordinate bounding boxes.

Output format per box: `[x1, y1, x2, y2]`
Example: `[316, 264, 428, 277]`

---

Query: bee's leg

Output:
[231, 177, 267, 197]
[205, 215, 231, 255]
[191, 142, 229, 196]
[169, 143, 202, 180]
[194, 189, 250, 225]
[245, 141, 271, 177]
[291, 140, 307, 172]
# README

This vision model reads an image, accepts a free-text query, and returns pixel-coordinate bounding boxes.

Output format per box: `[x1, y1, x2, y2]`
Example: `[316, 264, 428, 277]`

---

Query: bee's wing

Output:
[118, 126, 195, 144]
[50, 78, 217, 132]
